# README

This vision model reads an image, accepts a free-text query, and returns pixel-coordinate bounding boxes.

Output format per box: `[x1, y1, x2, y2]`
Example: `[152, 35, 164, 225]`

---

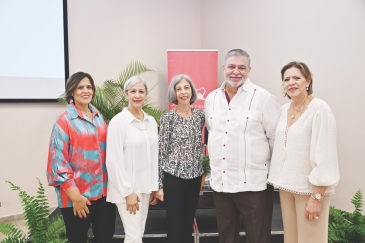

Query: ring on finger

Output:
[315, 216, 319, 220]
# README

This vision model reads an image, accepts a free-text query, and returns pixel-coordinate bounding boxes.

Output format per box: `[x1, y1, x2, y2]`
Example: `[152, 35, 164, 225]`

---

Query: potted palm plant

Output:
[59, 61, 164, 124]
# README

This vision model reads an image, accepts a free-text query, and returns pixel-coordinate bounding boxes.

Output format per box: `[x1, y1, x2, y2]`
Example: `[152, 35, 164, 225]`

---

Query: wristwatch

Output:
[311, 192, 324, 201]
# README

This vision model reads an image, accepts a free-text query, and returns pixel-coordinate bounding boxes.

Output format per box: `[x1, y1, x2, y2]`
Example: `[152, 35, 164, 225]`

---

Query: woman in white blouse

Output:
[268, 61, 340, 243]
[106, 76, 158, 243]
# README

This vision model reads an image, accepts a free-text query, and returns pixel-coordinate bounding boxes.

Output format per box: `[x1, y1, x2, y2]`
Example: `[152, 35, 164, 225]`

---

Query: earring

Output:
[282, 90, 287, 97]
[306, 86, 309, 91]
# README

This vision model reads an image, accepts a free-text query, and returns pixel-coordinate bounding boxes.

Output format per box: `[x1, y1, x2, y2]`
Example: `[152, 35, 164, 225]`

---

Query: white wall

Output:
[1, 0, 364, 218]
[0, 103, 63, 217]
[201, 0, 365, 211]
[0, 0, 201, 218]
[67, 0, 202, 108]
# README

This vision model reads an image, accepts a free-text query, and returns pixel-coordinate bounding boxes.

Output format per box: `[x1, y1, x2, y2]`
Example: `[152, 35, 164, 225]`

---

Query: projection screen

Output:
[0, 0, 68, 102]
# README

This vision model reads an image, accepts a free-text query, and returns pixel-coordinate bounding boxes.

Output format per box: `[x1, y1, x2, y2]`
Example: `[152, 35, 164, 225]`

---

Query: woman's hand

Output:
[149, 191, 158, 205]
[156, 189, 164, 202]
[305, 197, 321, 221]
[72, 195, 91, 218]
[305, 186, 326, 221]
[125, 193, 140, 214]
[65, 187, 91, 218]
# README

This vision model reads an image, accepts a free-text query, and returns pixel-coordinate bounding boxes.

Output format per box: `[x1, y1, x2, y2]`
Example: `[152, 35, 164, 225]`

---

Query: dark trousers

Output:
[163, 172, 202, 243]
[60, 196, 116, 243]
[213, 185, 274, 243]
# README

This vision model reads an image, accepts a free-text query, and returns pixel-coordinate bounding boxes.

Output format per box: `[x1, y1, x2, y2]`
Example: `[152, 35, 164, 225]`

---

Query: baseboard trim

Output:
[0, 206, 57, 223]
[0, 213, 24, 223]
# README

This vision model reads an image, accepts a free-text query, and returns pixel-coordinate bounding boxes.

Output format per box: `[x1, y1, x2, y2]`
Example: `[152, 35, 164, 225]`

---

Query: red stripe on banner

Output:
[167, 50, 218, 111]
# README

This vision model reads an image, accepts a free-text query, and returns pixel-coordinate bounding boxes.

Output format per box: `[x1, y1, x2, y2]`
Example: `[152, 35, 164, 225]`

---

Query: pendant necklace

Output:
[290, 97, 307, 119]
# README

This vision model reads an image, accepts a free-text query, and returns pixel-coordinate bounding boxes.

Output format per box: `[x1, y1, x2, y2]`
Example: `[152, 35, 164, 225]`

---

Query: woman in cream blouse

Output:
[268, 61, 340, 243]
[106, 76, 158, 243]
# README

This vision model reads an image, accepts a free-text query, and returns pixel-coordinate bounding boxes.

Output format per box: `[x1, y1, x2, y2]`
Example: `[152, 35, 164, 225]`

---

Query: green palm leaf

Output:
[58, 61, 163, 124]
[115, 60, 154, 89]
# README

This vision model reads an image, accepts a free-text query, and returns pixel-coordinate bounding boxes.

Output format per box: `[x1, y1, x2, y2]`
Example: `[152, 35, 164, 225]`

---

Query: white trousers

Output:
[116, 193, 150, 243]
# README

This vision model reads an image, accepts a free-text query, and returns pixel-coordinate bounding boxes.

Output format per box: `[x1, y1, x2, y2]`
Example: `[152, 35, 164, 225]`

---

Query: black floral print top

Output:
[158, 108, 205, 188]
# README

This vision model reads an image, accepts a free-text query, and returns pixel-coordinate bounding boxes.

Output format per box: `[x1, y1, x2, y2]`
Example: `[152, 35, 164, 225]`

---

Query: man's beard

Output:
[224, 72, 246, 87]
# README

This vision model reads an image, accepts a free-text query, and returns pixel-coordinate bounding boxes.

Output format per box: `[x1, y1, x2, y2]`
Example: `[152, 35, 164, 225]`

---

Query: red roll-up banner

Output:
[167, 50, 218, 111]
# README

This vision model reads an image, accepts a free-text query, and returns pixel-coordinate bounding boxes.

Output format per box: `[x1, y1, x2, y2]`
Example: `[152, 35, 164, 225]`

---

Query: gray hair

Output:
[124, 76, 148, 94]
[167, 74, 197, 105]
[224, 49, 251, 67]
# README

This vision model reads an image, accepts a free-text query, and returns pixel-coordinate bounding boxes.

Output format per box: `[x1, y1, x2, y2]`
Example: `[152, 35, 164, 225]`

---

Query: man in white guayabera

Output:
[205, 49, 281, 243]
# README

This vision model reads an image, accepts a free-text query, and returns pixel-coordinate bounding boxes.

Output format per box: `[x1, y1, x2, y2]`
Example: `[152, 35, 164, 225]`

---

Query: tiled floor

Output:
[0, 218, 28, 241]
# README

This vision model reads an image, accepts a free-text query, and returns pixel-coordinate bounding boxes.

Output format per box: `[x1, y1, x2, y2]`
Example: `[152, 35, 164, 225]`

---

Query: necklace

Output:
[82, 109, 93, 119]
[127, 108, 144, 121]
[131, 120, 146, 130]
[290, 97, 308, 119]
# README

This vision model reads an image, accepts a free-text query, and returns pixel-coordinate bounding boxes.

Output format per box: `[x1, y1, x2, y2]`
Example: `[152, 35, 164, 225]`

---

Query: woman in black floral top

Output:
[156, 74, 205, 243]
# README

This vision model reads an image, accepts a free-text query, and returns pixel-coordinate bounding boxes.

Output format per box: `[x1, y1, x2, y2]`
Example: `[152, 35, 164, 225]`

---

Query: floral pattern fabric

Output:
[158, 108, 205, 188]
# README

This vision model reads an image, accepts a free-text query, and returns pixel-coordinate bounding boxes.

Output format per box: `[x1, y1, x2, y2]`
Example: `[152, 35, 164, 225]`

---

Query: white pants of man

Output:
[116, 193, 150, 243]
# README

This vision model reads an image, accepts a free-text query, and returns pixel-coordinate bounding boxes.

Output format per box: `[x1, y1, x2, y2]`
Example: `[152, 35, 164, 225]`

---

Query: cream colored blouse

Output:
[268, 98, 340, 195]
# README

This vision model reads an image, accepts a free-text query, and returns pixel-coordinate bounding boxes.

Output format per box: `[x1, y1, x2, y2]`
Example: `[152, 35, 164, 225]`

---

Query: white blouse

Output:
[106, 108, 159, 203]
[268, 98, 340, 195]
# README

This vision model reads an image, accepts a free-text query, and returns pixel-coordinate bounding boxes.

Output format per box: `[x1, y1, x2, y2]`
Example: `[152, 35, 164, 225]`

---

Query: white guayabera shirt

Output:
[106, 108, 159, 203]
[205, 79, 281, 193]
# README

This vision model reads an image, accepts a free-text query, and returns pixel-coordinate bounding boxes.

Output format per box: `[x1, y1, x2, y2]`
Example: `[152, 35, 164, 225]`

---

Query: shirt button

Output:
[223, 158, 225, 160]
[223, 144, 226, 146]
[227, 120, 229, 122]
[225, 132, 227, 134]
[223, 171, 226, 173]
[210, 117, 212, 119]
[229, 108, 231, 110]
